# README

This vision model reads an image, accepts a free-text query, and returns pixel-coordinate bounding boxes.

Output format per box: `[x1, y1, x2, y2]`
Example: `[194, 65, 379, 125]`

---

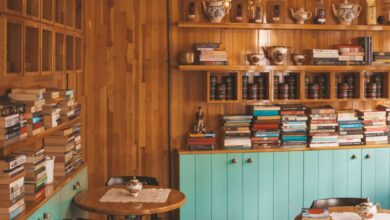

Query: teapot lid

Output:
[130, 176, 139, 184]
[339, 0, 353, 8]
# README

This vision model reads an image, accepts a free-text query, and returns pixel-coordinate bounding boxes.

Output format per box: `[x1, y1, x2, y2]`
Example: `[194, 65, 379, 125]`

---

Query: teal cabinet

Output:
[28, 166, 88, 220]
[179, 148, 390, 220]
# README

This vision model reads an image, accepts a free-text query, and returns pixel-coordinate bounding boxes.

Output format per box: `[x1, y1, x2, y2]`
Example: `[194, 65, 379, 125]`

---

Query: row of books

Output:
[186, 104, 390, 150]
[195, 43, 228, 66]
[373, 52, 390, 66]
[0, 99, 27, 148]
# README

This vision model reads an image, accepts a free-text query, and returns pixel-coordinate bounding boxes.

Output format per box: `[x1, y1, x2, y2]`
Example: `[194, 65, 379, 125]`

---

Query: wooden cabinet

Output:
[179, 148, 390, 220]
[27, 166, 88, 220]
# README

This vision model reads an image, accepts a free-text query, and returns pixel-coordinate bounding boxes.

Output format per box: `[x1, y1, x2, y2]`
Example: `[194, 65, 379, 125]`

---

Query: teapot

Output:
[290, 7, 312, 24]
[247, 49, 268, 65]
[292, 54, 306, 65]
[356, 200, 378, 220]
[202, 0, 231, 23]
[126, 177, 143, 197]
[332, 0, 362, 25]
[263, 46, 289, 65]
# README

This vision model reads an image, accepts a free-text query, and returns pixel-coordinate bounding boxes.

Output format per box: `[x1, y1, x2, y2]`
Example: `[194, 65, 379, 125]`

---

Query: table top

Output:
[300, 206, 390, 220]
[73, 185, 186, 216]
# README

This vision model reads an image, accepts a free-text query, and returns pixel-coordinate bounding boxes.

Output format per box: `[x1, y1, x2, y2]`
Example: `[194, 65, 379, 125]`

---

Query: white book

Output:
[310, 142, 339, 148]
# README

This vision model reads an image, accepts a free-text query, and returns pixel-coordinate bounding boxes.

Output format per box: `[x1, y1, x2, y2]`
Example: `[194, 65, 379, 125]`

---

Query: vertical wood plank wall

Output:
[84, 0, 169, 190]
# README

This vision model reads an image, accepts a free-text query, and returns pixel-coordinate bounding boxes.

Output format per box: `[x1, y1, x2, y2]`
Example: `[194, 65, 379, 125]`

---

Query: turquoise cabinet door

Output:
[258, 152, 274, 220]
[362, 148, 377, 202]
[289, 152, 304, 220]
[243, 153, 258, 220]
[211, 154, 228, 220]
[375, 148, 390, 208]
[274, 152, 289, 220]
[347, 149, 362, 197]
[304, 151, 319, 208]
[180, 155, 196, 220]
[27, 191, 60, 220]
[227, 153, 243, 220]
[195, 155, 212, 220]
[332, 150, 348, 198]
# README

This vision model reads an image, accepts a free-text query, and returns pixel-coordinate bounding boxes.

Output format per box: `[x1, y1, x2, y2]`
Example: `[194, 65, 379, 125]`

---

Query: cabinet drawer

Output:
[27, 192, 61, 220]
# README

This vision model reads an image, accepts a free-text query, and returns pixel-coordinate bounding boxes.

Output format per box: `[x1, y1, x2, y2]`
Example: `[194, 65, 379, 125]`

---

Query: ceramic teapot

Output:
[292, 54, 306, 65]
[202, 0, 231, 23]
[356, 200, 378, 220]
[263, 46, 289, 65]
[126, 177, 143, 197]
[247, 50, 267, 65]
[290, 7, 312, 24]
[332, 0, 362, 25]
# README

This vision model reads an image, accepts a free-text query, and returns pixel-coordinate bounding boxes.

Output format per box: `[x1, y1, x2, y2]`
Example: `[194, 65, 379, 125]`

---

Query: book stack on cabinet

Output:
[44, 124, 83, 177]
[0, 99, 27, 147]
[223, 115, 252, 149]
[251, 106, 281, 148]
[0, 155, 26, 220]
[8, 89, 46, 136]
[43, 90, 62, 129]
[280, 104, 308, 148]
[58, 89, 80, 122]
[15, 148, 47, 202]
[378, 104, 390, 143]
[359, 110, 389, 145]
[336, 110, 364, 146]
[308, 106, 339, 148]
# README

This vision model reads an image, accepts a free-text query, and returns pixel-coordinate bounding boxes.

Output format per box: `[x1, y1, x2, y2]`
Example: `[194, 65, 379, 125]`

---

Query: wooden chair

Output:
[105, 176, 160, 220]
[310, 198, 368, 209]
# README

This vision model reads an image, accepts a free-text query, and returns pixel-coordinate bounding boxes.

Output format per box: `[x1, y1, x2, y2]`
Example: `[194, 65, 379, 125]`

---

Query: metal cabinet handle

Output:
[366, 154, 372, 159]
[73, 181, 82, 190]
[351, 154, 358, 159]
[43, 212, 51, 220]
[247, 158, 253, 163]
[231, 158, 238, 164]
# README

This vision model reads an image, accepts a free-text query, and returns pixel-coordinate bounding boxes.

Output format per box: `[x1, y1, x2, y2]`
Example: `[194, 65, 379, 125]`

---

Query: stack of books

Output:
[43, 90, 61, 129]
[336, 45, 365, 65]
[357, 36, 373, 65]
[378, 104, 390, 143]
[58, 89, 79, 122]
[280, 104, 308, 148]
[186, 132, 216, 150]
[71, 123, 83, 170]
[358, 109, 389, 145]
[0, 154, 26, 220]
[9, 88, 46, 136]
[0, 99, 26, 147]
[337, 110, 364, 146]
[195, 43, 228, 65]
[44, 127, 75, 176]
[373, 52, 390, 65]
[308, 106, 339, 148]
[301, 208, 330, 219]
[251, 106, 281, 148]
[310, 49, 339, 65]
[223, 115, 252, 149]
[16, 148, 47, 202]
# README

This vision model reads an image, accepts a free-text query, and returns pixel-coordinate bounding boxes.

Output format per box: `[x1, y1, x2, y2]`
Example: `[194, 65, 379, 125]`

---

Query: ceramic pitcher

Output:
[202, 0, 231, 23]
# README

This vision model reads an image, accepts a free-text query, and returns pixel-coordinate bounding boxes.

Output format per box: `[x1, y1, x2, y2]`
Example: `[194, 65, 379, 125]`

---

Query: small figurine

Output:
[377, 15, 386, 25]
[194, 106, 206, 134]
[188, 1, 197, 21]
[314, 0, 327, 24]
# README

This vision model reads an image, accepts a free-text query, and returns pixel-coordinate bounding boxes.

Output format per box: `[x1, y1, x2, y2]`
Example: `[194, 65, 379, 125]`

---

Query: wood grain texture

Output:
[84, 0, 169, 191]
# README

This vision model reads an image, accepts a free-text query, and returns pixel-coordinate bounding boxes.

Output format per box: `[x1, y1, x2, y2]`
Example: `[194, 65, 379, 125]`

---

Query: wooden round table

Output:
[73, 185, 186, 219]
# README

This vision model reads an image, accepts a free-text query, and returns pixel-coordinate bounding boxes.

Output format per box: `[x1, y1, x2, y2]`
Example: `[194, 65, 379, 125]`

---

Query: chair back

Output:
[310, 198, 368, 209]
[105, 176, 159, 187]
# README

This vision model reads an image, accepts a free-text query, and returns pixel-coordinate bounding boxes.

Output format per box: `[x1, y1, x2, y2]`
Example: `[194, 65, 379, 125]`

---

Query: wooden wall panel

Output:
[84, 0, 169, 191]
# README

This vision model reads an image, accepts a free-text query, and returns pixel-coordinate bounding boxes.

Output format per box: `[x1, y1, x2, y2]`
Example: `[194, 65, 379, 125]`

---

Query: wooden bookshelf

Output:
[5, 18, 23, 75]
[177, 22, 390, 31]
[26, 0, 41, 20]
[24, 22, 40, 74]
[42, 0, 54, 23]
[55, 32, 65, 72]
[0, 117, 81, 157]
[66, 34, 74, 70]
[42, 28, 54, 73]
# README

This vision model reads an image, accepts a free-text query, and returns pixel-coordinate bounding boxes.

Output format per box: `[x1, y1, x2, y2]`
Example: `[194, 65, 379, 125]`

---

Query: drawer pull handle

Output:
[351, 154, 358, 159]
[366, 154, 372, 159]
[73, 181, 82, 190]
[231, 158, 238, 164]
[43, 212, 51, 220]
[247, 158, 253, 163]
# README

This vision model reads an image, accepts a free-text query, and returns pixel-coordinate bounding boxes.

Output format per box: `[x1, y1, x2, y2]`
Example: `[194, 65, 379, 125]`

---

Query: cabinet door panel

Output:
[27, 193, 60, 220]
[362, 148, 376, 202]
[227, 153, 243, 220]
[333, 150, 348, 198]
[274, 152, 289, 220]
[304, 151, 319, 208]
[258, 153, 274, 220]
[289, 152, 304, 220]
[211, 154, 228, 220]
[180, 155, 196, 220]
[375, 148, 390, 208]
[319, 150, 334, 199]
[243, 153, 258, 220]
[347, 149, 362, 197]
[195, 154, 212, 220]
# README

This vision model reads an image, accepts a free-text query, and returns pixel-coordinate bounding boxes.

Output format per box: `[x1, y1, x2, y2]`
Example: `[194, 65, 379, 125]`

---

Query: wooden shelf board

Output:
[178, 22, 390, 31]
[273, 99, 302, 103]
[179, 65, 390, 72]
[178, 144, 390, 155]
[16, 164, 87, 219]
[207, 100, 239, 104]
[0, 117, 81, 156]
[303, 99, 332, 102]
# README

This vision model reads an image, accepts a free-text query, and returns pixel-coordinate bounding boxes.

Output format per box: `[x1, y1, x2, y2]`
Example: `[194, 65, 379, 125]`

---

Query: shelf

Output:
[55, 32, 64, 71]
[16, 164, 87, 219]
[25, 24, 40, 73]
[0, 117, 81, 157]
[75, 36, 81, 70]
[177, 144, 390, 155]
[75, 0, 82, 30]
[42, 28, 53, 72]
[26, 0, 40, 19]
[179, 65, 390, 72]
[42, 0, 54, 23]
[3, 0, 23, 14]
[66, 34, 74, 70]
[65, 0, 74, 28]
[177, 22, 390, 31]
[6, 20, 23, 74]
[55, 0, 65, 25]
